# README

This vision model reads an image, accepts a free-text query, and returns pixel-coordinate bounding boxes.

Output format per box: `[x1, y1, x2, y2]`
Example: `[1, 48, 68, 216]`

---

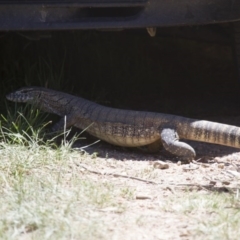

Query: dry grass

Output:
[0, 141, 130, 239]
[0, 132, 240, 239]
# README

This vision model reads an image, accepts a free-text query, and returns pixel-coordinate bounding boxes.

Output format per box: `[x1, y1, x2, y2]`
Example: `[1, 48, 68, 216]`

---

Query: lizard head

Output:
[6, 87, 45, 103]
[6, 87, 72, 116]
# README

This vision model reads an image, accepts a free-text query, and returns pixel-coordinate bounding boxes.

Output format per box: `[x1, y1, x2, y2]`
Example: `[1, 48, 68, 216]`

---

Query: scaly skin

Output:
[6, 87, 240, 160]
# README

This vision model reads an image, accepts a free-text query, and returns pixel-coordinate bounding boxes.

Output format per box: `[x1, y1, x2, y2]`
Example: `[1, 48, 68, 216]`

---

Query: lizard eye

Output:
[19, 89, 32, 94]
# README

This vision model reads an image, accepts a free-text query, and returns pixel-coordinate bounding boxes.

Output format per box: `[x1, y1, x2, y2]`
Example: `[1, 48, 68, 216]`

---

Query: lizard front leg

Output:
[160, 128, 196, 161]
[51, 114, 76, 132]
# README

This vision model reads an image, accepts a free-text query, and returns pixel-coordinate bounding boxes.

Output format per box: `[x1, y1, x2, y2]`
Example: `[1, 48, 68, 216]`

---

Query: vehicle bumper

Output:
[0, 0, 240, 31]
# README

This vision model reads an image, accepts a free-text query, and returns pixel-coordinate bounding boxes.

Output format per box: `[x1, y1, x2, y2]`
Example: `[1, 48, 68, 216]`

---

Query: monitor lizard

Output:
[6, 86, 240, 161]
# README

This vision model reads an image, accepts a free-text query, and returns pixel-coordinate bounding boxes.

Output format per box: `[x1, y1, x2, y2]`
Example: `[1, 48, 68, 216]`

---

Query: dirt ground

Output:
[71, 115, 240, 239]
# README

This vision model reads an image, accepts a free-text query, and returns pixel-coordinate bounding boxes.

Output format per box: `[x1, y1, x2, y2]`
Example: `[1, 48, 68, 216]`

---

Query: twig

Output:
[73, 161, 237, 191]
[74, 161, 159, 185]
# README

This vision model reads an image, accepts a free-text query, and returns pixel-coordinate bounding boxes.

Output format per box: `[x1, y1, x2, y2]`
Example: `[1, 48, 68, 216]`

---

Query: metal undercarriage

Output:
[0, 0, 240, 31]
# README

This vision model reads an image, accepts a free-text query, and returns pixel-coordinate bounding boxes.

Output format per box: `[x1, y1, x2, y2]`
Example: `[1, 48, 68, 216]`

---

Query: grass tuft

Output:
[0, 105, 128, 239]
[0, 103, 51, 145]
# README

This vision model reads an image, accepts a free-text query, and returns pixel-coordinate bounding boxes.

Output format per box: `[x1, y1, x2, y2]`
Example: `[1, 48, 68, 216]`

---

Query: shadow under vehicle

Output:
[1, 0, 240, 75]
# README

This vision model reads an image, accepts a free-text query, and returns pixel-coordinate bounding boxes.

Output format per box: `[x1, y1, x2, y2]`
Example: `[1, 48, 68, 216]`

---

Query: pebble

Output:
[222, 181, 230, 185]
[218, 163, 225, 169]
[153, 161, 169, 169]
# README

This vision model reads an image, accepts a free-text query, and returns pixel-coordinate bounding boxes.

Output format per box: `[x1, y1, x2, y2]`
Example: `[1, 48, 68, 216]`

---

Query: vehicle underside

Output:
[1, 0, 240, 80]
[0, 0, 240, 31]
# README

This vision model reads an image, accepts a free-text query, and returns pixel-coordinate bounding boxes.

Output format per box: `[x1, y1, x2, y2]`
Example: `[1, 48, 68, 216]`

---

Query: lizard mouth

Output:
[6, 92, 28, 102]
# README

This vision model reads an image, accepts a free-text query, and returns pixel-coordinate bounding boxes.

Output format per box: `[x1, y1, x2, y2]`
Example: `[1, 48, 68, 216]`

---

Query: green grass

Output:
[0, 105, 49, 144]
[0, 143, 124, 239]
[0, 110, 132, 239]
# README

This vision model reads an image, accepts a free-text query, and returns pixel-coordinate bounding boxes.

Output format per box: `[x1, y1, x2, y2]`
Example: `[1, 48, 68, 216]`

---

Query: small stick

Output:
[74, 161, 159, 184]
[73, 161, 238, 192]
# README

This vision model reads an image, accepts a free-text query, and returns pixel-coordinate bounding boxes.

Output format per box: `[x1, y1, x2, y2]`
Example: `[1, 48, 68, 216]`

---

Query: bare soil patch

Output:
[67, 116, 240, 239]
